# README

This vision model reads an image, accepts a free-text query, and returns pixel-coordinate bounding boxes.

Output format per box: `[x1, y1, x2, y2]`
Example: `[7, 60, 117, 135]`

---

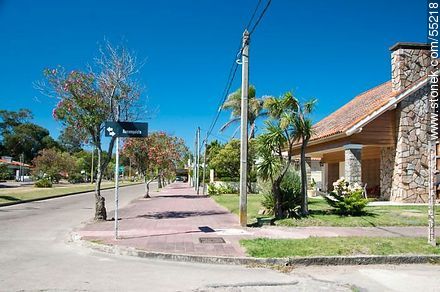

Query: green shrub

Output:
[207, 183, 237, 195]
[0, 164, 13, 181]
[68, 173, 85, 184]
[35, 178, 53, 188]
[207, 183, 220, 196]
[218, 184, 237, 194]
[260, 168, 302, 218]
[324, 177, 369, 215]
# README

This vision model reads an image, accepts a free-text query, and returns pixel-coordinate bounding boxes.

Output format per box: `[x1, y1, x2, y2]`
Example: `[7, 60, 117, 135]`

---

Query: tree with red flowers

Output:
[123, 132, 188, 198]
[39, 42, 143, 220]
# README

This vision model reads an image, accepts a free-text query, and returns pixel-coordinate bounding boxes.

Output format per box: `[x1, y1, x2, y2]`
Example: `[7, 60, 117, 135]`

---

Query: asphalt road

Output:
[0, 183, 439, 291]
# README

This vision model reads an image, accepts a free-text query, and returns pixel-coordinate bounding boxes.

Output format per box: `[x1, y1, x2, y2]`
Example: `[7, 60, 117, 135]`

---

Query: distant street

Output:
[0, 183, 439, 291]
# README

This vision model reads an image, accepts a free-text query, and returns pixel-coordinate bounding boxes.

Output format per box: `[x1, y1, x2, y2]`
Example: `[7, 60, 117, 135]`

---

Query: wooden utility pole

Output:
[239, 30, 250, 227]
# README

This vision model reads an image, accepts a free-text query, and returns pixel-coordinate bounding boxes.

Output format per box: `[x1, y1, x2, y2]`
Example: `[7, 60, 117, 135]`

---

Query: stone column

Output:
[380, 146, 395, 200]
[305, 157, 312, 188]
[344, 144, 363, 184]
[322, 162, 328, 192]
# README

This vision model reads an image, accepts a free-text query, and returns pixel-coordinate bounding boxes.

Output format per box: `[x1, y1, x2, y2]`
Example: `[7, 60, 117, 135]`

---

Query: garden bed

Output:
[212, 194, 440, 227]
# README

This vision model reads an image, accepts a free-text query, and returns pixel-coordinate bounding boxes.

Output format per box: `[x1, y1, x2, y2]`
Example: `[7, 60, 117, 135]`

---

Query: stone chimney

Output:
[390, 42, 431, 92]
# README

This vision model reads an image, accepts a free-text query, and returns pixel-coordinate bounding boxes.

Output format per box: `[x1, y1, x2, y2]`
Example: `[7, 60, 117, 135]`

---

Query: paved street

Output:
[0, 183, 439, 291]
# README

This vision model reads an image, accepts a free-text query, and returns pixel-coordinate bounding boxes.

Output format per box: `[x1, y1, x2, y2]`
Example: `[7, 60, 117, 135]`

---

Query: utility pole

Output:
[239, 30, 250, 227]
[202, 139, 207, 195]
[188, 158, 192, 187]
[196, 127, 201, 194]
[194, 128, 198, 191]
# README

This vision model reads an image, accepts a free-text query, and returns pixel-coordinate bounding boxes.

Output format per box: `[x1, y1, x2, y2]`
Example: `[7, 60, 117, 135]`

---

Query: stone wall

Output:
[380, 146, 395, 200]
[391, 84, 430, 202]
[344, 146, 362, 184]
[391, 44, 430, 92]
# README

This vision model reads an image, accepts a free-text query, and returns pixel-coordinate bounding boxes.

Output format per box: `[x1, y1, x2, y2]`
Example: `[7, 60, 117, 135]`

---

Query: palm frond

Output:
[303, 98, 317, 114]
[231, 125, 240, 139]
[219, 117, 240, 132]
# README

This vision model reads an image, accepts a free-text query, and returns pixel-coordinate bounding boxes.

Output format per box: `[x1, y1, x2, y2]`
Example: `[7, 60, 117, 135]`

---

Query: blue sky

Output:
[0, 0, 427, 150]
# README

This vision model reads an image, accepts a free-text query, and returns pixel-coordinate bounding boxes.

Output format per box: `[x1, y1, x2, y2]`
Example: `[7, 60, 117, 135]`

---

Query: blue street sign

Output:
[105, 121, 148, 138]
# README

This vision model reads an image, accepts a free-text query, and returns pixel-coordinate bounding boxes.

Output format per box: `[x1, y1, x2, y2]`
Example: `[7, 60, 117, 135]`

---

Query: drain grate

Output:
[199, 237, 226, 244]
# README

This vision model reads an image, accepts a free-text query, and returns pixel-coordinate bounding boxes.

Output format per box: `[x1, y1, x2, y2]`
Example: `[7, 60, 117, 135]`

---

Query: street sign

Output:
[105, 120, 148, 240]
[104, 121, 148, 138]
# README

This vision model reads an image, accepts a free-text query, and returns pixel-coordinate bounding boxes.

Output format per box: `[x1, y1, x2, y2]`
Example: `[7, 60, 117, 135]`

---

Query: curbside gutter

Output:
[71, 233, 440, 267]
[0, 183, 143, 207]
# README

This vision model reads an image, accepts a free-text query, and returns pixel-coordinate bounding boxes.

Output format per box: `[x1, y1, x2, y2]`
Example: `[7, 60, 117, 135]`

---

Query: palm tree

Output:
[257, 92, 316, 218]
[257, 92, 299, 219]
[220, 85, 267, 139]
[293, 100, 316, 216]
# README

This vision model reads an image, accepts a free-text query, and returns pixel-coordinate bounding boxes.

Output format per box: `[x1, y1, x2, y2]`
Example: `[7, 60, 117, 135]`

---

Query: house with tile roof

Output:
[0, 156, 32, 181]
[291, 42, 438, 203]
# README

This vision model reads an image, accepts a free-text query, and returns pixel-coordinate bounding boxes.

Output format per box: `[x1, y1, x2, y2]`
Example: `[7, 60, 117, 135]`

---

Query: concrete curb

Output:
[71, 233, 440, 267]
[0, 183, 143, 207]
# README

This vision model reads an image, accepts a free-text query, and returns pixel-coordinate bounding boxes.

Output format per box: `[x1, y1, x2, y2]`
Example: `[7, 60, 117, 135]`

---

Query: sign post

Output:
[105, 121, 148, 239]
[114, 136, 120, 238]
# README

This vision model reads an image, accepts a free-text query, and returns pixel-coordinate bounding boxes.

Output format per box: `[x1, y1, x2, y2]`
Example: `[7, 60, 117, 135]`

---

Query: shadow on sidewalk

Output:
[160, 185, 193, 190]
[126, 210, 229, 220]
[120, 226, 216, 240]
[153, 194, 207, 199]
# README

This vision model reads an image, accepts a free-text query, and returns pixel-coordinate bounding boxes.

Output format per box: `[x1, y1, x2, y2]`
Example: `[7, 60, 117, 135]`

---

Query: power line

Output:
[204, 61, 239, 144]
[248, 0, 272, 36]
[246, 0, 262, 31]
[203, 0, 272, 146]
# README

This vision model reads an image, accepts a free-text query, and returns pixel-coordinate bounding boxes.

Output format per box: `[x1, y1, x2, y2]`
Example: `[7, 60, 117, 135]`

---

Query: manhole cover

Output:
[199, 237, 226, 244]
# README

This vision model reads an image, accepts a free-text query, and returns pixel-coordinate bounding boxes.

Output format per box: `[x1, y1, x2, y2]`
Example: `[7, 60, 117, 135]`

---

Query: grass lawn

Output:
[240, 237, 440, 258]
[212, 194, 440, 227]
[0, 181, 140, 204]
[211, 193, 265, 223]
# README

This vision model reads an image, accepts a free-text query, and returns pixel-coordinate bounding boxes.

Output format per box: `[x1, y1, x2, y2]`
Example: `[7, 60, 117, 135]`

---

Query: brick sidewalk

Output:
[78, 182, 439, 258]
[79, 182, 250, 257]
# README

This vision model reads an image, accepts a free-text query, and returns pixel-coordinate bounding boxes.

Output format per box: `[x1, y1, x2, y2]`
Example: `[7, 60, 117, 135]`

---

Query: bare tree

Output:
[38, 42, 145, 220]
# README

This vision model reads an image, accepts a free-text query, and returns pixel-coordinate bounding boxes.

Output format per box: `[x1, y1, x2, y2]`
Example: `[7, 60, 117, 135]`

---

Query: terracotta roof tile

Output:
[311, 81, 395, 141]
[0, 159, 31, 168]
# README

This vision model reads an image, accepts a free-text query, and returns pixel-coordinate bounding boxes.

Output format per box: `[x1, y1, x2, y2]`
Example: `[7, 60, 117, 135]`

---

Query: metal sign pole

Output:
[105, 120, 148, 240]
[428, 133, 436, 246]
[114, 136, 120, 239]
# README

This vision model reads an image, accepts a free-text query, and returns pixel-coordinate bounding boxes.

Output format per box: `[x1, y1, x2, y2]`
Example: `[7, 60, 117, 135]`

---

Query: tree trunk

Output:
[300, 141, 309, 216]
[249, 121, 255, 139]
[272, 181, 283, 219]
[158, 173, 162, 188]
[143, 175, 151, 198]
[94, 150, 107, 220]
[270, 158, 293, 219]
